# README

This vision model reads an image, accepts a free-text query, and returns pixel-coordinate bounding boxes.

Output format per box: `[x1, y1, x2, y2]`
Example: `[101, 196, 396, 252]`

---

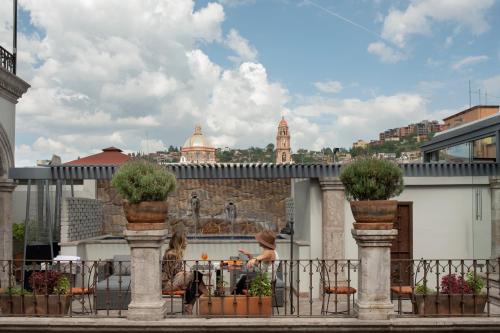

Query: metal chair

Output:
[319, 261, 357, 315]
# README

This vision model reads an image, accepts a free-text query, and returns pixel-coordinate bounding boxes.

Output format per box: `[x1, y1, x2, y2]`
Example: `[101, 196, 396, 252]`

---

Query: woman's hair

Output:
[168, 231, 187, 259]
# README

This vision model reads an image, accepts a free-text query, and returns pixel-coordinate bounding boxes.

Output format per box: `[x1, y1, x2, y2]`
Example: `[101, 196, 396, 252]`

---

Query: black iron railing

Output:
[0, 45, 15, 74]
[161, 259, 359, 317]
[0, 259, 359, 318]
[391, 258, 500, 317]
[0, 259, 129, 317]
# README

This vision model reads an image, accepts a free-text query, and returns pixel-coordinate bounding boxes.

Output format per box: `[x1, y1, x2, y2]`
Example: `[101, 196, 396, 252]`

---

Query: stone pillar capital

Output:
[0, 181, 16, 193]
[124, 229, 168, 248]
[351, 229, 398, 247]
[318, 177, 343, 191]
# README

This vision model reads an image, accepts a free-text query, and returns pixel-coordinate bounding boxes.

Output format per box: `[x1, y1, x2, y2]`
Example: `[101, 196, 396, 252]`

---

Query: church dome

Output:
[182, 125, 212, 148]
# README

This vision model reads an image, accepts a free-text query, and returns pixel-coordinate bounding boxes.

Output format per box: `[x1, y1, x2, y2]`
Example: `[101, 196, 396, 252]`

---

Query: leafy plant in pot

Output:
[339, 157, 404, 230]
[0, 271, 71, 315]
[199, 273, 273, 317]
[111, 159, 177, 230]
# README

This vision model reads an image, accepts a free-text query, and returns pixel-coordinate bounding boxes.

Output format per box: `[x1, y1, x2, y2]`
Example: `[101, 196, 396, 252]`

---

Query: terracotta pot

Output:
[350, 200, 398, 224]
[198, 295, 272, 317]
[0, 294, 71, 316]
[415, 294, 487, 315]
[123, 201, 168, 224]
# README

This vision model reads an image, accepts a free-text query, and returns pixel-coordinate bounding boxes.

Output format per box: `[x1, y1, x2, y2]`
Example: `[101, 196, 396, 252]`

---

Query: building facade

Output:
[275, 117, 292, 163]
[443, 105, 499, 129]
[180, 125, 216, 164]
[0, 46, 30, 276]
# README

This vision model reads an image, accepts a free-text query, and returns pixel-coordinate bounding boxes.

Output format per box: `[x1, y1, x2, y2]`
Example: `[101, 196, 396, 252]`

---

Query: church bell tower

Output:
[275, 116, 292, 164]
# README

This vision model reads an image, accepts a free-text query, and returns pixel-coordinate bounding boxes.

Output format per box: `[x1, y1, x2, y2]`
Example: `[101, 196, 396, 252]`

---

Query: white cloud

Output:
[224, 29, 258, 63]
[140, 139, 167, 154]
[289, 93, 431, 147]
[380, 0, 494, 48]
[367, 42, 406, 63]
[314, 80, 343, 94]
[452, 55, 489, 70]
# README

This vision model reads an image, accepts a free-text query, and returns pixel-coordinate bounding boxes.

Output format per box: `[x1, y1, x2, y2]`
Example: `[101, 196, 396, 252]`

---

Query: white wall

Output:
[0, 97, 15, 149]
[292, 178, 322, 259]
[345, 176, 492, 260]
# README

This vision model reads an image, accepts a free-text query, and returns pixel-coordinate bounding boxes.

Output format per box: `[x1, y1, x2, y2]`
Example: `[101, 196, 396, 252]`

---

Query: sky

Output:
[1, 0, 499, 166]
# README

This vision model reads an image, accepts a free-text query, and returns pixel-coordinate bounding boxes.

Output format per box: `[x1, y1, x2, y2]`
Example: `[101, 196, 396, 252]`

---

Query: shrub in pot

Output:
[415, 273, 487, 315]
[111, 159, 177, 230]
[0, 271, 71, 315]
[199, 273, 272, 317]
[339, 157, 404, 230]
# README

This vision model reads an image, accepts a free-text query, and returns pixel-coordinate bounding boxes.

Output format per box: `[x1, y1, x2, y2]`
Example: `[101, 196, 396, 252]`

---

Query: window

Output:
[438, 142, 470, 162]
[282, 152, 287, 162]
[473, 136, 496, 162]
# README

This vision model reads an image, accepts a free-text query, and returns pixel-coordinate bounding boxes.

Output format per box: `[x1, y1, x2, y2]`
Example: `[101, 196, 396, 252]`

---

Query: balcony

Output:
[0, 45, 15, 74]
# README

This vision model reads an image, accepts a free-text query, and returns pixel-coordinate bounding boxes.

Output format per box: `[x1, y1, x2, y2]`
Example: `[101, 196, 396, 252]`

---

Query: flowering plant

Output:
[28, 271, 70, 295]
[440, 273, 484, 294]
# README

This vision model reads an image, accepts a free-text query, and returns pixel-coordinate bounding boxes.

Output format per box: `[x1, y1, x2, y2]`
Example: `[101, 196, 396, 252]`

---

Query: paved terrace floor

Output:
[1, 316, 500, 332]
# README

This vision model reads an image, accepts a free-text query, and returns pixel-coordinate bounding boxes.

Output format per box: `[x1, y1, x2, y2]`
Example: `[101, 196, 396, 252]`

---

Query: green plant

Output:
[415, 283, 434, 295]
[12, 223, 24, 242]
[339, 157, 404, 201]
[4, 286, 32, 296]
[53, 276, 70, 295]
[29, 271, 70, 295]
[248, 273, 272, 297]
[111, 159, 177, 204]
[465, 272, 485, 294]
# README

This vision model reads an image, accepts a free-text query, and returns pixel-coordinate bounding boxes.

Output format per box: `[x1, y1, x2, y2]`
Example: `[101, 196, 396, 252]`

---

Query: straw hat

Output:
[255, 230, 276, 250]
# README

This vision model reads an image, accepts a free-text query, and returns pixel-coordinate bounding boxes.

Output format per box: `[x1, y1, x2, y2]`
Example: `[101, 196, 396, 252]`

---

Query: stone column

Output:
[352, 228, 397, 320]
[0, 181, 16, 287]
[318, 178, 345, 259]
[124, 229, 168, 321]
[491, 176, 500, 258]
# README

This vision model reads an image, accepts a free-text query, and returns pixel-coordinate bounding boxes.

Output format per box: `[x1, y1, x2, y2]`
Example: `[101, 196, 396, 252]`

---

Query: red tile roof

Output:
[64, 147, 131, 166]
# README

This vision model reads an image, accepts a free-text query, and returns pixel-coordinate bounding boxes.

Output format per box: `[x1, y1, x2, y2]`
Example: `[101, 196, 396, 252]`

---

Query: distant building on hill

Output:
[352, 139, 368, 149]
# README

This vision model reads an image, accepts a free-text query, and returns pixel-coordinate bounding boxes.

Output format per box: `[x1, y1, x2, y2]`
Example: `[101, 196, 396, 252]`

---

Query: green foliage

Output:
[340, 157, 404, 201]
[111, 160, 177, 204]
[12, 223, 24, 242]
[5, 287, 32, 296]
[466, 271, 485, 294]
[249, 273, 272, 297]
[415, 283, 434, 295]
[53, 276, 70, 295]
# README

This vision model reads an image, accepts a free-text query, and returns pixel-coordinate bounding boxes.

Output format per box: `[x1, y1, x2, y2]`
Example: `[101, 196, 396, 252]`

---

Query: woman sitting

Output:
[162, 231, 207, 314]
[235, 229, 279, 294]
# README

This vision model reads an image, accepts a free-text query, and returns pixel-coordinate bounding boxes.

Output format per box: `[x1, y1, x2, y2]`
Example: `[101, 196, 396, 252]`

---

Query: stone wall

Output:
[97, 179, 291, 235]
[61, 197, 103, 242]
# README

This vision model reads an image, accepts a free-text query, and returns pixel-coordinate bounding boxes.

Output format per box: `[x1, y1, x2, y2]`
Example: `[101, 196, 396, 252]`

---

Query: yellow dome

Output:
[182, 125, 212, 148]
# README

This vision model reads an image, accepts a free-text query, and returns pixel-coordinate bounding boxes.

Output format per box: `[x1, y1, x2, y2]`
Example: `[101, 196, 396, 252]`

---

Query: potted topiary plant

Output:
[0, 271, 71, 315]
[111, 159, 177, 230]
[339, 157, 404, 230]
[199, 273, 272, 317]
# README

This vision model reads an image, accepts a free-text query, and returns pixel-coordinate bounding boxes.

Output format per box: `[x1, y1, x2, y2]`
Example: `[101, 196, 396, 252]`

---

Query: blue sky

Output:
[203, 0, 500, 108]
[1, 0, 499, 165]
